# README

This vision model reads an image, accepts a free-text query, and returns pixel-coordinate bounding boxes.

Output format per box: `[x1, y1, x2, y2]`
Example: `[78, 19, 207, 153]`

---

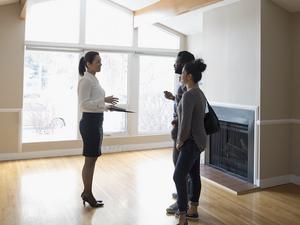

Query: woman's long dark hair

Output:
[78, 51, 99, 76]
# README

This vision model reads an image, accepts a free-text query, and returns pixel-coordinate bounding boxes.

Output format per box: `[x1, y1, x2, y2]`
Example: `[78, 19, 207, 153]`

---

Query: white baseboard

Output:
[257, 119, 300, 126]
[101, 141, 172, 153]
[260, 175, 300, 188]
[260, 175, 291, 188]
[0, 148, 81, 161]
[291, 175, 300, 185]
[0, 141, 172, 162]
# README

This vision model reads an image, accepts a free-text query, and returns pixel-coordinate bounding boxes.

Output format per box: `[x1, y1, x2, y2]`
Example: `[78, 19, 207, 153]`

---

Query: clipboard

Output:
[109, 105, 135, 113]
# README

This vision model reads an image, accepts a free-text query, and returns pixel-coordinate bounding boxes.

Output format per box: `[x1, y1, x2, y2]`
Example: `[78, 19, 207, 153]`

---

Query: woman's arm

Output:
[176, 93, 194, 149]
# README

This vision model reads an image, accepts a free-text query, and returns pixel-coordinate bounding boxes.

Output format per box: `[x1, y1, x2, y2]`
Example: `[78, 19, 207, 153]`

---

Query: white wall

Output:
[261, 0, 292, 120]
[260, 0, 293, 180]
[292, 13, 300, 120]
[0, 3, 24, 108]
[0, 3, 24, 153]
[187, 0, 260, 106]
[292, 13, 300, 177]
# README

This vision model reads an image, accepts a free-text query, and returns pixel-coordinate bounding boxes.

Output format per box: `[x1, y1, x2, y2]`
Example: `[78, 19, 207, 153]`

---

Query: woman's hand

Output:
[164, 91, 175, 101]
[105, 95, 119, 105]
[176, 142, 183, 151]
[171, 119, 178, 127]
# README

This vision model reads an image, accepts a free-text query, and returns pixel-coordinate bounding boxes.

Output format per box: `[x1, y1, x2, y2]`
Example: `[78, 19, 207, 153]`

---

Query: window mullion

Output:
[127, 28, 139, 136]
[127, 54, 139, 136]
[79, 0, 86, 45]
[77, 0, 86, 140]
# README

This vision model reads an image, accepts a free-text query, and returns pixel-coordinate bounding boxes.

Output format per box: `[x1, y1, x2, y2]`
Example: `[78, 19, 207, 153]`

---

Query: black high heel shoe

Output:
[176, 221, 188, 225]
[81, 192, 104, 208]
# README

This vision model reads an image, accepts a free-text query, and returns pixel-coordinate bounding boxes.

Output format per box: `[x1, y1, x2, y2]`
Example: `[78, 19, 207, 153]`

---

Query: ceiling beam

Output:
[134, 0, 222, 27]
[19, 0, 27, 20]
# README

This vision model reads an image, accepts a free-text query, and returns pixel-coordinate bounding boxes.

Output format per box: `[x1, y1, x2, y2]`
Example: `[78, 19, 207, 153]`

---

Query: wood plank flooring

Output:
[0, 149, 299, 225]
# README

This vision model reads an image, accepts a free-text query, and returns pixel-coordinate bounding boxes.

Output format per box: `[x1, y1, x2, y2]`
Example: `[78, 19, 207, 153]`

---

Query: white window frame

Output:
[24, 0, 186, 142]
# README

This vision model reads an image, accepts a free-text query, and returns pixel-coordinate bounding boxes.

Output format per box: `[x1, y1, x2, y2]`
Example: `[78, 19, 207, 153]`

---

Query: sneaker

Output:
[175, 210, 198, 221]
[166, 202, 178, 214]
[176, 221, 188, 225]
[186, 213, 199, 221]
[172, 193, 177, 199]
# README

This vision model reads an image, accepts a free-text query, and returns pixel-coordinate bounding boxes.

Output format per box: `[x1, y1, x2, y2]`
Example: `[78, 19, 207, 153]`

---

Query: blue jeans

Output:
[173, 139, 201, 213]
[172, 126, 193, 200]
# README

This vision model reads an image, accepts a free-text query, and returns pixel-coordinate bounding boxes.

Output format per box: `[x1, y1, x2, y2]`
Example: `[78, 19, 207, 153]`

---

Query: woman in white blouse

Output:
[78, 51, 118, 208]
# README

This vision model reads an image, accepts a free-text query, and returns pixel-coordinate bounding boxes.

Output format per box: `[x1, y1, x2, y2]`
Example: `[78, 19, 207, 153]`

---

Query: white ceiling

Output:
[0, 0, 17, 6]
[0, 0, 160, 8]
[159, 0, 240, 35]
[156, 0, 300, 35]
[110, 0, 300, 13]
[271, 0, 300, 12]
[2, 0, 300, 13]
[109, 0, 159, 11]
[159, 9, 204, 35]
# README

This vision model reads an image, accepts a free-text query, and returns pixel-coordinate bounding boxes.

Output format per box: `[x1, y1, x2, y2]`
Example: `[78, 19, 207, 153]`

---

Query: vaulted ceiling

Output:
[0, 0, 300, 35]
[109, 0, 160, 11]
[108, 0, 300, 12]
[1, 0, 300, 12]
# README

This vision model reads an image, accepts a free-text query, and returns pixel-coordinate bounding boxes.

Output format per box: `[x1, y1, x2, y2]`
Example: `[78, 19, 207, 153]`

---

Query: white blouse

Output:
[78, 71, 108, 113]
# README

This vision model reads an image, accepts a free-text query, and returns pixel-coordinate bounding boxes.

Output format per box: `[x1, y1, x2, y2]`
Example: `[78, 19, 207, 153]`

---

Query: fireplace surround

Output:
[205, 104, 256, 183]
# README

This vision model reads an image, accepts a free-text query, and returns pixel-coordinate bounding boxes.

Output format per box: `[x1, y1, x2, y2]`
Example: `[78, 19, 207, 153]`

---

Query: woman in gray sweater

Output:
[173, 59, 207, 225]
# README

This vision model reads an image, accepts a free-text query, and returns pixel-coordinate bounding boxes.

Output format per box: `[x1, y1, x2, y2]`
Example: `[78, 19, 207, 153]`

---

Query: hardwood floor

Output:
[0, 149, 299, 225]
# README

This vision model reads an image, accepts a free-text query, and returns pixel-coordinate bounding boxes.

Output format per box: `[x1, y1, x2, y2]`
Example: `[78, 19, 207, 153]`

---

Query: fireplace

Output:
[205, 105, 255, 183]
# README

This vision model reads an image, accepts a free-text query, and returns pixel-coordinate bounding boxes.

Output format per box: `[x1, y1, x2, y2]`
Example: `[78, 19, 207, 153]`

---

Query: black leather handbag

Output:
[204, 102, 220, 135]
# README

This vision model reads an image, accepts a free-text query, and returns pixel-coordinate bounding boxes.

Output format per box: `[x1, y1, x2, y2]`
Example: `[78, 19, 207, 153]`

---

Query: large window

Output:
[139, 56, 175, 134]
[24, 0, 181, 143]
[23, 51, 79, 142]
[97, 53, 128, 104]
[25, 0, 80, 43]
[85, 0, 133, 46]
[97, 52, 128, 134]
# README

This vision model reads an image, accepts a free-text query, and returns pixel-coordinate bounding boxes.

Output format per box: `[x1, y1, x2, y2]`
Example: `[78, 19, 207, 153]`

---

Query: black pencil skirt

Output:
[79, 112, 104, 157]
